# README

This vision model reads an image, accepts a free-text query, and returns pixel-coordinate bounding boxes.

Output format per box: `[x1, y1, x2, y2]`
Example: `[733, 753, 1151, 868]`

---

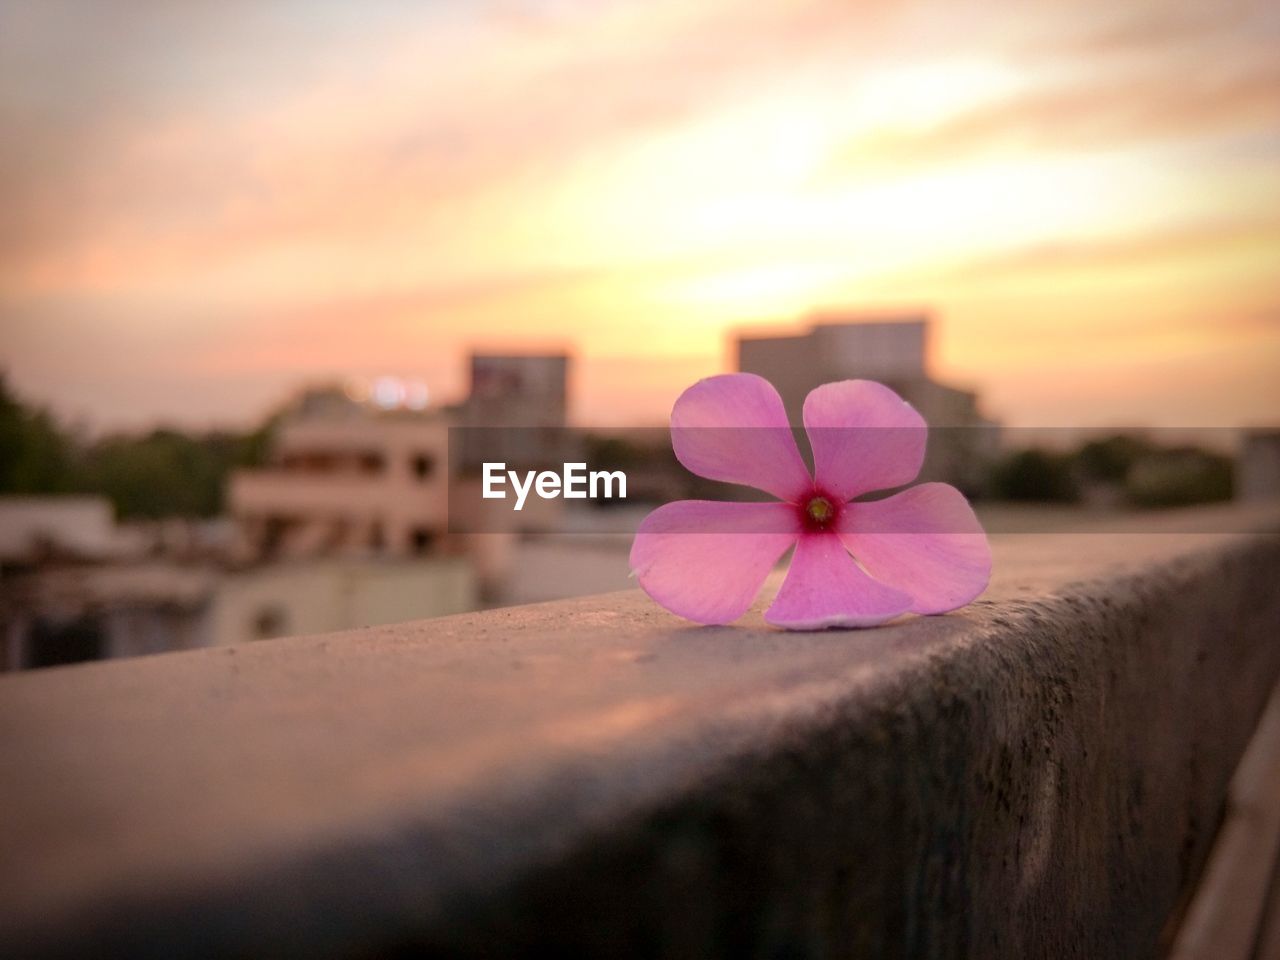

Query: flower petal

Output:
[803, 380, 927, 501]
[630, 500, 800, 625]
[838, 483, 991, 615]
[765, 533, 912, 630]
[671, 373, 813, 502]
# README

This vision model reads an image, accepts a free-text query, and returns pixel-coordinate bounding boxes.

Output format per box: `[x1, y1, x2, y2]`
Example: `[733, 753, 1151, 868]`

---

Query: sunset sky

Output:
[1, 0, 1277, 430]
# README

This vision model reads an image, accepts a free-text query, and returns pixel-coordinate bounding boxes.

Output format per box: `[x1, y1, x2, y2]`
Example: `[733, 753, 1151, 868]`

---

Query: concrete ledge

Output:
[1168, 677, 1280, 959]
[2, 506, 1279, 958]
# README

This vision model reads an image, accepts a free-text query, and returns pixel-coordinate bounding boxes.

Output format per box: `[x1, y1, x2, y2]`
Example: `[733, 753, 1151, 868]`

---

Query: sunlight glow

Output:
[1, 0, 1276, 428]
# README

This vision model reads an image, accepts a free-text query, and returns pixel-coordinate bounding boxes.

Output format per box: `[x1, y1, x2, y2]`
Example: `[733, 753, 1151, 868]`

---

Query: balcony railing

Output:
[1, 503, 1278, 959]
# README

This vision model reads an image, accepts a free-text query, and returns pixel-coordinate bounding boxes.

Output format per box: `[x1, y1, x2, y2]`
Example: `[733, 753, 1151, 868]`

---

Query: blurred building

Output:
[0, 496, 143, 563]
[2, 555, 476, 672]
[1239, 429, 1280, 502]
[455, 353, 573, 479]
[227, 356, 571, 600]
[736, 312, 999, 492]
[0, 497, 209, 669]
[0, 490, 477, 671]
[229, 357, 570, 577]
[214, 380, 485, 638]
[229, 386, 451, 561]
[465, 354, 569, 427]
[203, 557, 475, 647]
[1, 353, 587, 672]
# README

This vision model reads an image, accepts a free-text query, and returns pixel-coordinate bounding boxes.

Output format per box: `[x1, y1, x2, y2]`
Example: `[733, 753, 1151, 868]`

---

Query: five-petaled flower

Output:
[629, 374, 991, 629]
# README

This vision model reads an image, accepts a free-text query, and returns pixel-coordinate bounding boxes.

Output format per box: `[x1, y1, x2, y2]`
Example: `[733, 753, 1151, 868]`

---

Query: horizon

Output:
[2, 0, 1278, 432]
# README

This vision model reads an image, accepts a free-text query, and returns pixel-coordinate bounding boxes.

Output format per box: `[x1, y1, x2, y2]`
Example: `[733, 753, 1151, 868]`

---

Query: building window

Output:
[25, 616, 105, 669]
[410, 453, 434, 480]
[409, 527, 436, 555]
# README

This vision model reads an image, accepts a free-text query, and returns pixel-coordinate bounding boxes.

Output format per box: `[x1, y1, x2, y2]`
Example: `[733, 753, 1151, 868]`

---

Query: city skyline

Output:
[2, 0, 1278, 430]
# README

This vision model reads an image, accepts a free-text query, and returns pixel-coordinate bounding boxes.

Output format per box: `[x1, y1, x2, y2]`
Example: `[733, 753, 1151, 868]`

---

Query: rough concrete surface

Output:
[1, 505, 1279, 959]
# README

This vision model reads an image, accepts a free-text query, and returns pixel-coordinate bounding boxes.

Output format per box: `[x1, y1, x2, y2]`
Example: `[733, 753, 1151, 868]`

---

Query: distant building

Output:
[455, 353, 573, 477]
[204, 556, 475, 648]
[2, 354, 574, 672]
[230, 357, 570, 594]
[0, 490, 477, 672]
[0, 496, 142, 563]
[1, 555, 476, 672]
[736, 312, 998, 492]
[465, 353, 568, 427]
[1239, 429, 1280, 502]
[0, 497, 208, 669]
[229, 387, 452, 562]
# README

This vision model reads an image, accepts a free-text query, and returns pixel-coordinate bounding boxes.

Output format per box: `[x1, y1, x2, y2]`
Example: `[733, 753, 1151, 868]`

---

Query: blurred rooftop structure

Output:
[228, 352, 569, 576]
[736, 311, 999, 492]
[229, 405, 452, 563]
[465, 354, 569, 428]
[0, 497, 141, 565]
[0, 352, 576, 672]
[1241, 429, 1280, 504]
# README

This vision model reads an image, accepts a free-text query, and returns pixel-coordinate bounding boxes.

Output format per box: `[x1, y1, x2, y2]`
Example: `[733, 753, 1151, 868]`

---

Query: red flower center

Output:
[801, 493, 838, 531]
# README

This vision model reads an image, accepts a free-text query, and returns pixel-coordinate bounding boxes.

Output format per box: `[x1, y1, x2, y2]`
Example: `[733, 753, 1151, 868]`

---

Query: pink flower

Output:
[629, 374, 991, 629]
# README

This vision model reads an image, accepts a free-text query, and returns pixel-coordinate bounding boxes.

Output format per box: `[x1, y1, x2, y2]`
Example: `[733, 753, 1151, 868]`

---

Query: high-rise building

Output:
[456, 353, 572, 476]
[736, 311, 999, 492]
[466, 354, 569, 427]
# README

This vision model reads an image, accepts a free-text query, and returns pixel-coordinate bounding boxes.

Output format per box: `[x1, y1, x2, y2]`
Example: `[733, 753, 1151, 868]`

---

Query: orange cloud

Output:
[824, 60, 1280, 178]
[1, 0, 1278, 430]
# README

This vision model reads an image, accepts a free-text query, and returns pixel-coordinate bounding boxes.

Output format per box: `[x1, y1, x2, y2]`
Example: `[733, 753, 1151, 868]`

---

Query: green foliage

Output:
[0, 375, 76, 493]
[0, 374, 273, 518]
[1126, 449, 1233, 508]
[1075, 435, 1152, 483]
[76, 430, 258, 519]
[582, 434, 650, 471]
[988, 432, 1235, 508]
[989, 449, 1080, 502]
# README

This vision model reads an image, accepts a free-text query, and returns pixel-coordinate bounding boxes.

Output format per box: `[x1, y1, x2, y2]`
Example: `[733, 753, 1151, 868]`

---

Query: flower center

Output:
[805, 495, 835, 527]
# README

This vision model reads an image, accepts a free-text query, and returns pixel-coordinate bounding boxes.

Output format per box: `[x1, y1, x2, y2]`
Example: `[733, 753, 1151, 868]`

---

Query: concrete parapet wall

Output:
[1, 506, 1278, 958]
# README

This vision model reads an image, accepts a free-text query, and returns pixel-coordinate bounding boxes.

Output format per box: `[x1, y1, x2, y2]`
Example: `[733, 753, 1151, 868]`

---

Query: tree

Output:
[0, 374, 274, 518]
[989, 449, 1080, 502]
[0, 374, 75, 494]
[1126, 448, 1233, 507]
[1076, 435, 1152, 484]
[77, 429, 268, 519]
